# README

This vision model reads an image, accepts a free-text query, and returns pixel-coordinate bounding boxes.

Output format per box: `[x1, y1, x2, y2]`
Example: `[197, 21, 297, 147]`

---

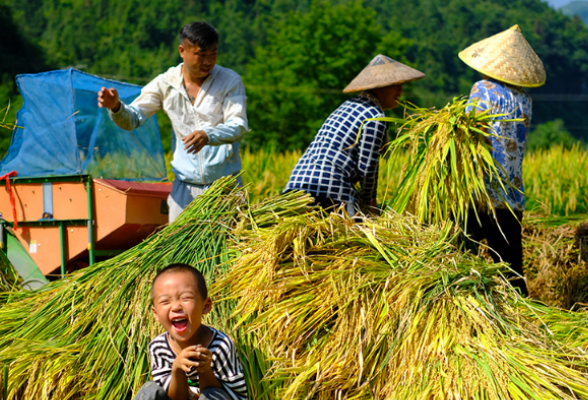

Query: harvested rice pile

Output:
[0, 178, 312, 400]
[216, 206, 588, 399]
[0, 178, 245, 400]
[523, 215, 588, 309]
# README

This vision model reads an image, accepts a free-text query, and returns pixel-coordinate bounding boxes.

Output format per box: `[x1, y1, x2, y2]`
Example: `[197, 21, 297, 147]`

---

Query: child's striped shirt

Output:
[148, 327, 248, 399]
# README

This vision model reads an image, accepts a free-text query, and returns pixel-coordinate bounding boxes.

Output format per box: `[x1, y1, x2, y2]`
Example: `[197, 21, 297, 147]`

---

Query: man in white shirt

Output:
[98, 21, 248, 222]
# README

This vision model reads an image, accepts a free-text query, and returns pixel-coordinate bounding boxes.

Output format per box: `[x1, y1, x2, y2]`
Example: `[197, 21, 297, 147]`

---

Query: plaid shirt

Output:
[284, 96, 387, 203]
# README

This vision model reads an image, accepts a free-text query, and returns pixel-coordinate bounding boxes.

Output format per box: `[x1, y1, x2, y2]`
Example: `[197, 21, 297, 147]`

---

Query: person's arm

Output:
[98, 77, 163, 131]
[203, 76, 248, 146]
[357, 118, 387, 212]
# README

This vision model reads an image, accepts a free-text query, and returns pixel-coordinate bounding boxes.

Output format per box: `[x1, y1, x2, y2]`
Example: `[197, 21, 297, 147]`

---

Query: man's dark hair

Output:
[178, 22, 218, 51]
[151, 263, 208, 301]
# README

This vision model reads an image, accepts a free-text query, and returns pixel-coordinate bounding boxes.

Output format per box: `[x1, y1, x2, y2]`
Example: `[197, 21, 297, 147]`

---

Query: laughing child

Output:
[133, 263, 247, 400]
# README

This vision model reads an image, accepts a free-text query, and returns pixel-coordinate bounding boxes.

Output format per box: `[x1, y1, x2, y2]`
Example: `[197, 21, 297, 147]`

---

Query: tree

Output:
[243, 1, 385, 150]
[0, 5, 48, 157]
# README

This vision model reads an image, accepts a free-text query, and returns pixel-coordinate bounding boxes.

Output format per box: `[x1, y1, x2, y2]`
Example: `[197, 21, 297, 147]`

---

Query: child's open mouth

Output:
[171, 317, 188, 332]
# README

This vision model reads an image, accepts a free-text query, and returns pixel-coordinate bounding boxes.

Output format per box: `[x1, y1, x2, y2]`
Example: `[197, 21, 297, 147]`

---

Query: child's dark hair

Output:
[151, 263, 208, 301]
[178, 22, 218, 50]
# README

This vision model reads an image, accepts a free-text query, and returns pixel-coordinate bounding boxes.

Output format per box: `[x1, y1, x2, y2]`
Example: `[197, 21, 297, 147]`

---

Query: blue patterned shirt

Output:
[468, 79, 532, 211]
[284, 96, 387, 204]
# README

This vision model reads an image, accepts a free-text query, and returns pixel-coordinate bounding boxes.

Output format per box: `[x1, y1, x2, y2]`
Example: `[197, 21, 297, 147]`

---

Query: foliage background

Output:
[1, 0, 588, 154]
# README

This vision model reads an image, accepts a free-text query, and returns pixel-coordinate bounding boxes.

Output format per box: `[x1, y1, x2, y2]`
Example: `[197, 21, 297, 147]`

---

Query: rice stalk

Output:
[0, 178, 314, 400]
[355, 98, 519, 226]
[0, 250, 20, 297]
[522, 214, 588, 308]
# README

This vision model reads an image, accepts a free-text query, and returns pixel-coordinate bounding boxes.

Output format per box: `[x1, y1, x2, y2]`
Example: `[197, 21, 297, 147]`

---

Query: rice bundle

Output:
[215, 207, 588, 399]
[368, 98, 516, 226]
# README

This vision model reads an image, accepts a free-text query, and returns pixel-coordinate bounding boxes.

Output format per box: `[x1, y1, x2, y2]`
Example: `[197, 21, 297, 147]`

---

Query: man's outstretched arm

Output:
[97, 80, 162, 131]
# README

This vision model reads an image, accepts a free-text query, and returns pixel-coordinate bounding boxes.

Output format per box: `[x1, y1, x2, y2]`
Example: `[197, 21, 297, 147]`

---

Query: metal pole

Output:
[86, 177, 95, 265]
[0, 222, 5, 253]
[59, 222, 66, 278]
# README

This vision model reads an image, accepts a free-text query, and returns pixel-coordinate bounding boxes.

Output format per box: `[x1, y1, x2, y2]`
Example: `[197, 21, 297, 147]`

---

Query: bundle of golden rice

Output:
[215, 207, 588, 399]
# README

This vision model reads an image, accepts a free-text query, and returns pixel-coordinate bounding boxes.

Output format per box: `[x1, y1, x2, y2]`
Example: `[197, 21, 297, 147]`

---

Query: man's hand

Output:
[183, 131, 209, 154]
[98, 87, 121, 111]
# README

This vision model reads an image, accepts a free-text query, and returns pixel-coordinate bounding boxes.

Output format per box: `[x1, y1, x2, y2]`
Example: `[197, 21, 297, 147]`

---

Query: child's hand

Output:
[192, 345, 213, 373]
[172, 345, 202, 373]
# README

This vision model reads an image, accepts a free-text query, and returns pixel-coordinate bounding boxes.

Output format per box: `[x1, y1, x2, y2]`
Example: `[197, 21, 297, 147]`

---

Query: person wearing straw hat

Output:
[284, 55, 425, 215]
[460, 25, 546, 296]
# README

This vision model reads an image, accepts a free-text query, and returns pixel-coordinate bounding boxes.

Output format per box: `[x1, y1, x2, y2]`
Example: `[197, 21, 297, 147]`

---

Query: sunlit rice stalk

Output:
[0, 250, 20, 299]
[0, 179, 315, 400]
[524, 143, 588, 216]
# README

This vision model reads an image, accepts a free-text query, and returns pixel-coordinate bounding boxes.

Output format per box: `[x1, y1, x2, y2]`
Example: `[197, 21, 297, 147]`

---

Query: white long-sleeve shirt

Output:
[109, 63, 248, 184]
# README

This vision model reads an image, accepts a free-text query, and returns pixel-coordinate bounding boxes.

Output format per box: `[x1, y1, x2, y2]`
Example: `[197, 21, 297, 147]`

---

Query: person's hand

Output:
[98, 87, 120, 111]
[172, 345, 202, 374]
[183, 131, 209, 154]
[192, 345, 213, 373]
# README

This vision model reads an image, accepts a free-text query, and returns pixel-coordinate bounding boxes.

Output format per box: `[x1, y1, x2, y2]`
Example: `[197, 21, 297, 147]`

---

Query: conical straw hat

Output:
[459, 25, 546, 88]
[343, 55, 425, 93]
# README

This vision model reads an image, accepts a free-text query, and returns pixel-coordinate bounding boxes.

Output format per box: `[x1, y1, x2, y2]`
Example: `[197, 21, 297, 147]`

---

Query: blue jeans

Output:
[133, 381, 231, 400]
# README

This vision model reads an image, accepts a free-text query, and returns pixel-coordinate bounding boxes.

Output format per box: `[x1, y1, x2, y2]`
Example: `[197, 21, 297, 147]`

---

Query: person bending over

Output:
[283, 55, 425, 216]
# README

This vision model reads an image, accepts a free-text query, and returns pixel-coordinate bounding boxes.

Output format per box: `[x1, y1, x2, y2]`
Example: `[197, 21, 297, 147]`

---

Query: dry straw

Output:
[523, 215, 588, 309]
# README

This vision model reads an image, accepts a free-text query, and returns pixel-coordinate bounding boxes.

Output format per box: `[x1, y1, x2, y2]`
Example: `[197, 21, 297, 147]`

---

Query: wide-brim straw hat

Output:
[343, 55, 425, 93]
[458, 25, 546, 88]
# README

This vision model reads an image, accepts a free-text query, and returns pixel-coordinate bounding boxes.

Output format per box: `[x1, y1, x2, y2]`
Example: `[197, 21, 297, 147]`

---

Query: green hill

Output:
[561, 1, 588, 24]
[2, 0, 588, 151]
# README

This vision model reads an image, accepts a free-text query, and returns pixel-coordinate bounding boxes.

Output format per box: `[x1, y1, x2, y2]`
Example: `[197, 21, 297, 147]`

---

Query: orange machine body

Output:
[0, 178, 171, 275]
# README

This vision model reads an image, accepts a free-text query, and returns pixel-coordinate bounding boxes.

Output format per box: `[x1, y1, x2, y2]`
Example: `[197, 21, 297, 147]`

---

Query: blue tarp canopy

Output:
[0, 68, 166, 180]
